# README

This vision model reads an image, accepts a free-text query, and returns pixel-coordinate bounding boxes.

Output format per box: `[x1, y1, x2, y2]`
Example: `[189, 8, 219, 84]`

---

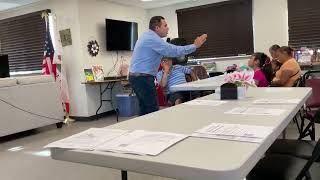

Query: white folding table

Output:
[169, 75, 225, 92]
[50, 87, 312, 180]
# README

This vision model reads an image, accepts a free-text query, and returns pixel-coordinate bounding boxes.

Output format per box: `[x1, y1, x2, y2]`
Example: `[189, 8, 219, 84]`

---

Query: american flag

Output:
[42, 21, 56, 77]
[42, 15, 70, 114]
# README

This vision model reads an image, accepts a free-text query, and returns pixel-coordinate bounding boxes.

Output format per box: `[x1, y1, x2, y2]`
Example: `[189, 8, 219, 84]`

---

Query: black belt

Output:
[129, 72, 153, 77]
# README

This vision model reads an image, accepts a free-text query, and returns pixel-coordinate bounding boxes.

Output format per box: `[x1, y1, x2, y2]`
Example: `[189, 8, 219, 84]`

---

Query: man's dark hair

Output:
[269, 44, 281, 52]
[149, 16, 165, 31]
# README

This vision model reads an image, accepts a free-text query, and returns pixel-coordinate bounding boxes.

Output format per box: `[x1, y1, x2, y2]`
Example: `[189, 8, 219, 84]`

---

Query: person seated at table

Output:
[157, 57, 198, 106]
[269, 44, 282, 77]
[271, 46, 301, 87]
[248, 52, 273, 87]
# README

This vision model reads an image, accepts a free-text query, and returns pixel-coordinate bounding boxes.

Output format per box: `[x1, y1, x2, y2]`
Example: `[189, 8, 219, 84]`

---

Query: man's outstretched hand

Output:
[194, 34, 208, 48]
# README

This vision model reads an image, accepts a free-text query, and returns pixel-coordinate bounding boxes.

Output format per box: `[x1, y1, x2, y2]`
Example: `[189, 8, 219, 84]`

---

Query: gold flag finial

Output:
[41, 11, 49, 31]
[41, 11, 49, 20]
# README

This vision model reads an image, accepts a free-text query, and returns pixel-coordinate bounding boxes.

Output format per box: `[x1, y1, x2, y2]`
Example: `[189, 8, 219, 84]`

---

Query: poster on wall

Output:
[92, 65, 105, 82]
[59, 29, 72, 47]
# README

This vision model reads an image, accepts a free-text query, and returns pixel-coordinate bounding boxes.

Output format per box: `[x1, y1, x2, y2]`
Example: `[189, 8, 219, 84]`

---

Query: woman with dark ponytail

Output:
[248, 52, 273, 87]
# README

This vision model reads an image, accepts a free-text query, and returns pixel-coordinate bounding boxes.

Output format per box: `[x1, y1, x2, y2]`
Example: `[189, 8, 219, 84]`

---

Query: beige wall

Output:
[253, 0, 288, 52]
[78, 0, 148, 116]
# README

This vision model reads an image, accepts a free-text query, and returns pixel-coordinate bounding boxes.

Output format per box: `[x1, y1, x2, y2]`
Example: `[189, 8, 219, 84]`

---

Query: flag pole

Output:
[63, 102, 74, 124]
[45, 12, 74, 125]
[64, 112, 75, 125]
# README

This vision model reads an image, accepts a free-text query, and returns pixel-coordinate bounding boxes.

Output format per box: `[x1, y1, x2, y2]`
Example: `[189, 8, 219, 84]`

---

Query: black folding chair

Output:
[266, 138, 319, 162]
[295, 70, 320, 140]
[247, 137, 320, 180]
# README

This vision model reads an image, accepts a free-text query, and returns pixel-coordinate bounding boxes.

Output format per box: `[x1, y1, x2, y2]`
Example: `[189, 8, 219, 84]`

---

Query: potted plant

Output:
[224, 70, 256, 99]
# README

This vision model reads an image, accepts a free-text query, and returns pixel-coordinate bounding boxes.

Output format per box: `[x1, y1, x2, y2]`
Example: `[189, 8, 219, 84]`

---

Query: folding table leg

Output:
[282, 128, 286, 139]
[121, 170, 128, 180]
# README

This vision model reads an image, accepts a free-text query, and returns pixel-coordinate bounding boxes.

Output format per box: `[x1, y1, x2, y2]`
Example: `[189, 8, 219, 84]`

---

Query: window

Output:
[288, 0, 320, 49]
[176, 0, 253, 58]
[0, 10, 49, 73]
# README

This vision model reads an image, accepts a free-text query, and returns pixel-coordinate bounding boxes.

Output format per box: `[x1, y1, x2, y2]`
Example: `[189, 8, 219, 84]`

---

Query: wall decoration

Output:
[84, 68, 95, 82]
[92, 65, 104, 81]
[59, 29, 72, 47]
[87, 40, 100, 57]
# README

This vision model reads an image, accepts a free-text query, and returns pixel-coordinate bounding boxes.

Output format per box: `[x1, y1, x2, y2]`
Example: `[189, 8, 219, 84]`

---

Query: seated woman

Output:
[271, 46, 301, 87]
[269, 44, 282, 77]
[157, 57, 197, 106]
[248, 52, 273, 87]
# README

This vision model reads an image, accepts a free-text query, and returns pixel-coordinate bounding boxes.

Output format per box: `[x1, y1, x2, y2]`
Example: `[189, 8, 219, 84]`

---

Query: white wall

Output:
[78, 0, 148, 116]
[147, 0, 289, 71]
[253, 0, 288, 52]
[78, 0, 148, 76]
[0, 0, 148, 117]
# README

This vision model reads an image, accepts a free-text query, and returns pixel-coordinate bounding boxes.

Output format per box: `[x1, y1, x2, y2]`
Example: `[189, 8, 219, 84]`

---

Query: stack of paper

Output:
[253, 98, 300, 104]
[192, 123, 274, 143]
[96, 130, 187, 156]
[225, 107, 286, 116]
[184, 100, 227, 107]
[45, 129, 187, 156]
[45, 128, 128, 150]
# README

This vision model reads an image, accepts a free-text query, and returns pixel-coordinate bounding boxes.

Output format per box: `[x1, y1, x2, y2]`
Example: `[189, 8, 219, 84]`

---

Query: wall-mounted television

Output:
[106, 19, 138, 51]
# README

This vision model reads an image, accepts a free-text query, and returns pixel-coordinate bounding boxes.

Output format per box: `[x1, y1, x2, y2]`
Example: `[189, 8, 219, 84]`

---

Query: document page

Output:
[253, 98, 300, 104]
[45, 128, 128, 150]
[96, 130, 188, 156]
[184, 100, 227, 106]
[192, 123, 273, 143]
[225, 107, 286, 116]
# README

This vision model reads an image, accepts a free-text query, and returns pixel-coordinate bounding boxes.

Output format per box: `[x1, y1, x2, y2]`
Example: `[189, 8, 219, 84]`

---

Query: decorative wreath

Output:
[87, 40, 100, 57]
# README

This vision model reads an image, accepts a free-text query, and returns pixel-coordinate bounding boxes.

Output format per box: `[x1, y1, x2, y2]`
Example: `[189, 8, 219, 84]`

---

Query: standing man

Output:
[129, 16, 207, 116]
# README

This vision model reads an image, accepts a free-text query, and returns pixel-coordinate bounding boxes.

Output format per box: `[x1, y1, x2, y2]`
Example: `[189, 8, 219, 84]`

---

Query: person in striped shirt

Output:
[157, 57, 198, 106]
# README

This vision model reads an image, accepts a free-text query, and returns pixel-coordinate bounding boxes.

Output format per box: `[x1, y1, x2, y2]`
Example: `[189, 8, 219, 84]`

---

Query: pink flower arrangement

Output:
[224, 71, 256, 87]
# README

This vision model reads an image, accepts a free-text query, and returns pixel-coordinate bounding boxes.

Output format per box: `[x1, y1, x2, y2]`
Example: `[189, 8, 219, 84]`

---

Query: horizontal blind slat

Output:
[0, 10, 48, 72]
[177, 0, 253, 58]
[288, 0, 320, 49]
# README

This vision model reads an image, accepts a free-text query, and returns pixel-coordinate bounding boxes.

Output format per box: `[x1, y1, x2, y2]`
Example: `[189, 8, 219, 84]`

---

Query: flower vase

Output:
[237, 86, 247, 99]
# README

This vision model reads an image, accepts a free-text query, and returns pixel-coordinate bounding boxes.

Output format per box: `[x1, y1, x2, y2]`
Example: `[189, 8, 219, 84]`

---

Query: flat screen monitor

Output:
[106, 19, 138, 51]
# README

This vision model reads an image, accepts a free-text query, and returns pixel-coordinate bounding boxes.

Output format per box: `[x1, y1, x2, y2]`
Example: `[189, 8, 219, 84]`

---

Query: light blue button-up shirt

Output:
[130, 30, 196, 76]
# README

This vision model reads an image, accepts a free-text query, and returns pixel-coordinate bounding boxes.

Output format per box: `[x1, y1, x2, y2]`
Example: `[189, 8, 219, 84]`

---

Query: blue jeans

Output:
[129, 75, 159, 116]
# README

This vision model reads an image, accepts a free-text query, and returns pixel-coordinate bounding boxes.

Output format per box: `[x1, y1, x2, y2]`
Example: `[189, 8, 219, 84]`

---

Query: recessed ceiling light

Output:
[141, 0, 153, 2]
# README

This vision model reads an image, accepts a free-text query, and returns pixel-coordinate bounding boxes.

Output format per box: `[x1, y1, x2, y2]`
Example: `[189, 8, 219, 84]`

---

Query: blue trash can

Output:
[116, 94, 139, 117]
